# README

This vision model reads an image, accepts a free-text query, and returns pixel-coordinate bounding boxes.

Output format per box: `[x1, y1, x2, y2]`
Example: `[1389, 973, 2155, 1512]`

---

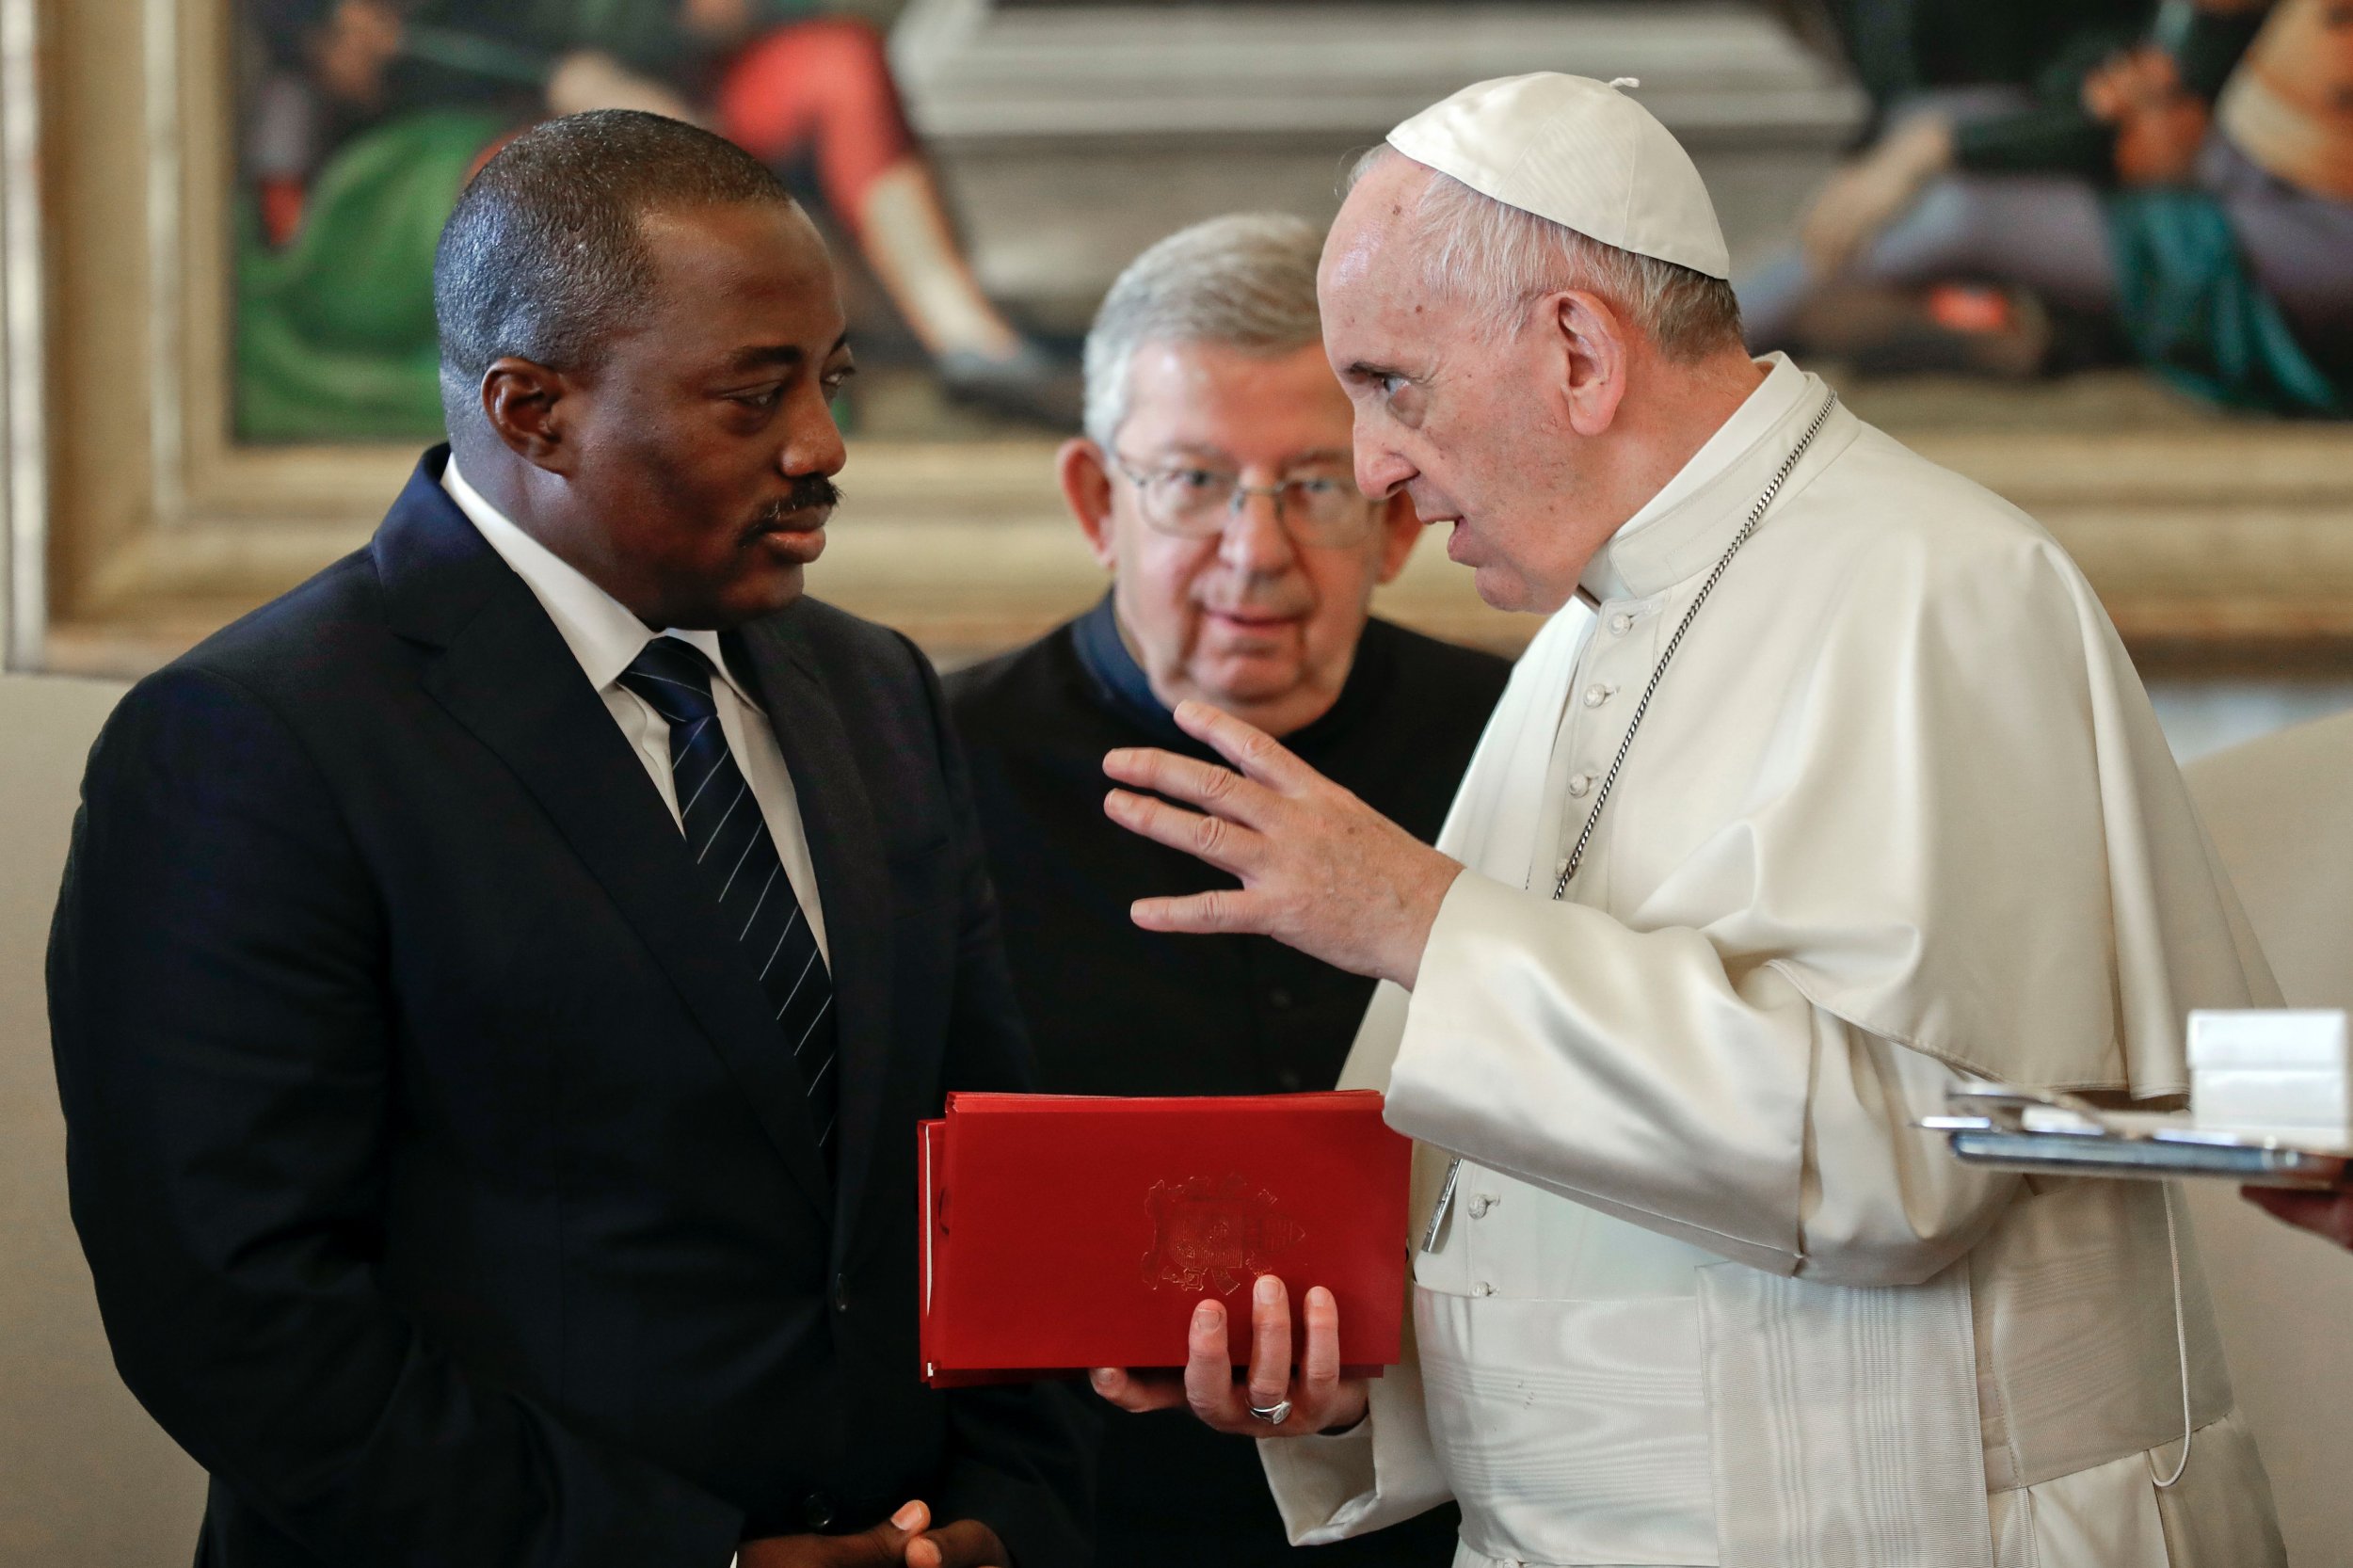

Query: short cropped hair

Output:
[1348, 145, 1742, 360]
[434, 110, 797, 428]
[1081, 212, 1327, 449]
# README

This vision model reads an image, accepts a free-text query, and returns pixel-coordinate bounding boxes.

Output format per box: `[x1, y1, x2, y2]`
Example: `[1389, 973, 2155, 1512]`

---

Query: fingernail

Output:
[1193, 1303, 1218, 1327]
[893, 1501, 926, 1530]
[1089, 1368, 1116, 1387]
[1256, 1274, 1280, 1304]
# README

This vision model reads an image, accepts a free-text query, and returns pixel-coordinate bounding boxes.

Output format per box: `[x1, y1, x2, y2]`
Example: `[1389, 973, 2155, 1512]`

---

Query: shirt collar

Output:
[442, 457, 760, 709]
[1070, 593, 1187, 744]
[1067, 591, 1392, 757]
[1578, 352, 1815, 603]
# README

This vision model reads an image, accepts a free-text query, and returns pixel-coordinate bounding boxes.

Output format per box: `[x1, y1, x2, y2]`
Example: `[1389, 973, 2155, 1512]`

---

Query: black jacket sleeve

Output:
[47, 667, 744, 1568]
[896, 638, 1096, 1568]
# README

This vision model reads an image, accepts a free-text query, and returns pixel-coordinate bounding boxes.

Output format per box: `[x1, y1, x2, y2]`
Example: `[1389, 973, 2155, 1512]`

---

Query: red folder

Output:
[918, 1091, 1412, 1387]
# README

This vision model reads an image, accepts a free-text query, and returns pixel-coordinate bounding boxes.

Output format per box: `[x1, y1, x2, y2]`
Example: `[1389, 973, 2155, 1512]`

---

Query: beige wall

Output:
[0, 675, 206, 1562]
[2185, 711, 2353, 1568]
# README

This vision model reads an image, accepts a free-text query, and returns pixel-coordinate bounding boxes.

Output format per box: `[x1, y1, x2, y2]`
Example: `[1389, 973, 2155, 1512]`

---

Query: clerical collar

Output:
[1071, 594, 1185, 744]
[1068, 593, 1386, 755]
[1579, 352, 1810, 604]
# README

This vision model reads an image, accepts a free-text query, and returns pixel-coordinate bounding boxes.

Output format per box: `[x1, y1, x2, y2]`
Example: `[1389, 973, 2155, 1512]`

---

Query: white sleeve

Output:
[1256, 1298, 1453, 1544]
[1386, 872, 2021, 1288]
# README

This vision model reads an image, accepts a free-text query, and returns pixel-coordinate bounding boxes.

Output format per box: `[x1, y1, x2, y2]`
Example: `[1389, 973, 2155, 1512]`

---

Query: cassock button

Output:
[1472, 1281, 1496, 1297]
[1268, 987, 1295, 1010]
[832, 1273, 851, 1314]
[1565, 773, 1594, 798]
[1608, 613, 1634, 635]
[801, 1491, 836, 1530]
[1582, 683, 1615, 708]
[1466, 1193, 1496, 1219]
[1276, 1068, 1304, 1091]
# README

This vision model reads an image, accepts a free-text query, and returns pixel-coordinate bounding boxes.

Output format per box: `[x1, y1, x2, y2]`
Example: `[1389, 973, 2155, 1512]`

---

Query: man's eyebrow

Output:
[721, 332, 852, 373]
[722, 344, 805, 373]
[1137, 441, 1235, 465]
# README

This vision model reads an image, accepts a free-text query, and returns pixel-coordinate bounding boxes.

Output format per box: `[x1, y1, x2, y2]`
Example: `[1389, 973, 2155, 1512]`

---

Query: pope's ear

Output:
[1371, 490, 1421, 585]
[1545, 289, 1631, 439]
[1058, 437, 1120, 571]
[480, 357, 576, 473]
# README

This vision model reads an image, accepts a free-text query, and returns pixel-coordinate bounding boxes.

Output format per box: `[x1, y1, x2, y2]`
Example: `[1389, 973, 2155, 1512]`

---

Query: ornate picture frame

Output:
[23, 0, 2353, 677]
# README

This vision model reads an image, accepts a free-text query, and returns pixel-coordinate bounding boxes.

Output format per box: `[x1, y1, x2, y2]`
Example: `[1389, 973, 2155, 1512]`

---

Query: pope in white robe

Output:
[1089, 74, 2288, 1568]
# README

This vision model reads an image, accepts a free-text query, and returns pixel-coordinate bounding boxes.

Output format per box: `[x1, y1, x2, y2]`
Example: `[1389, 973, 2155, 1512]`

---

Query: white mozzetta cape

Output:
[1262, 360, 2286, 1568]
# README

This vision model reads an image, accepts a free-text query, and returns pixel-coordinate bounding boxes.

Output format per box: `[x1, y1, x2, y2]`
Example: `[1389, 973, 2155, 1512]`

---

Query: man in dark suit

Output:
[48, 111, 1087, 1568]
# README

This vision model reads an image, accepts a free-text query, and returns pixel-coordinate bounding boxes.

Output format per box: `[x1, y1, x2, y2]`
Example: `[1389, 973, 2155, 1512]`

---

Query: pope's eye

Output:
[1172, 468, 1224, 492]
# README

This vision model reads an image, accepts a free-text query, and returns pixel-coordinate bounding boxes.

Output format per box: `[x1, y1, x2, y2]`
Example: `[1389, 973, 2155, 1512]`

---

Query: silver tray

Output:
[1923, 1087, 2351, 1190]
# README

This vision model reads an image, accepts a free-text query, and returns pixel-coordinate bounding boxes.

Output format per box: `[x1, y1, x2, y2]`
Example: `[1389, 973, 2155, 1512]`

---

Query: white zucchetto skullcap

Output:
[1386, 72, 1732, 280]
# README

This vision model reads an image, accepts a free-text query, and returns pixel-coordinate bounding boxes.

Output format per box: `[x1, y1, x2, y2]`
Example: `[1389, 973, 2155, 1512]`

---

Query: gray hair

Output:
[1081, 212, 1327, 448]
[1346, 145, 1741, 360]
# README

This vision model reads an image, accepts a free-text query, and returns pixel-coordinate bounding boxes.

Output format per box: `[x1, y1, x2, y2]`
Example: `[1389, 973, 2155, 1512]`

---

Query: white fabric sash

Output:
[1697, 1258, 1993, 1568]
[1417, 1289, 1717, 1565]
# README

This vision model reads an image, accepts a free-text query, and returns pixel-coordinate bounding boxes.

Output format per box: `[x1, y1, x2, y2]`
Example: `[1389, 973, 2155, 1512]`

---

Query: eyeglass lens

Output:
[1130, 465, 1374, 544]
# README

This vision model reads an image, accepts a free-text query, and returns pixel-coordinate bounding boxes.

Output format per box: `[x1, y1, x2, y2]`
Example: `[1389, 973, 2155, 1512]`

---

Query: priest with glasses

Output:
[947, 213, 1504, 1568]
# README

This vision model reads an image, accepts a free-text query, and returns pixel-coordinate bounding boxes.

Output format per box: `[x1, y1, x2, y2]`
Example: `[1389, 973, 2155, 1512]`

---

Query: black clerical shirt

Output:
[944, 597, 1511, 1568]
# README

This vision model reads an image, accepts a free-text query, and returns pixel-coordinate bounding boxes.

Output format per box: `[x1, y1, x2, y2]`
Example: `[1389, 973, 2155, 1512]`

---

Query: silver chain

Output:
[1549, 391, 1839, 900]
[1420, 390, 1839, 1257]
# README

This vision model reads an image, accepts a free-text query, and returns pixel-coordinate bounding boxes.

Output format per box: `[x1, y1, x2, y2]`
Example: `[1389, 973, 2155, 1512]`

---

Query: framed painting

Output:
[18, 0, 2353, 677]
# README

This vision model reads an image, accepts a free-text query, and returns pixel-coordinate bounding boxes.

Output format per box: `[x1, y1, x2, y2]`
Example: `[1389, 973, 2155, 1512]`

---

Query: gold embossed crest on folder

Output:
[1141, 1175, 1306, 1295]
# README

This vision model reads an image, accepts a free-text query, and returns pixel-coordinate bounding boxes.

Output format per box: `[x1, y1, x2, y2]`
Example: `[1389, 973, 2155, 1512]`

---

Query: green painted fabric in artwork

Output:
[236, 109, 507, 442]
[2105, 187, 2345, 417]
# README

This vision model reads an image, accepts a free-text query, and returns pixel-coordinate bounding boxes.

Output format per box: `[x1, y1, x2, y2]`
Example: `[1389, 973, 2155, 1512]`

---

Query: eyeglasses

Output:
[1109, 453, 1380, 548]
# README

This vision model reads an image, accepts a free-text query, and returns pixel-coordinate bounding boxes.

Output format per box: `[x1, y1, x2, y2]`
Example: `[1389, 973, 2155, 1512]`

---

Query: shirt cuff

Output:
[1257, 1409, 1382, 1544]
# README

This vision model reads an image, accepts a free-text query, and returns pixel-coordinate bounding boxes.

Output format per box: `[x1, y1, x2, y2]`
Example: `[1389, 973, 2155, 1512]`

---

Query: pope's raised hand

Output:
[1102, 700, 1463, 989]
[1089, 1274, 1368, 1438]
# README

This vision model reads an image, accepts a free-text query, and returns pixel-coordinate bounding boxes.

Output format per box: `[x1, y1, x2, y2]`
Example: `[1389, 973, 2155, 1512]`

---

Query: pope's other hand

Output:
[2245, 1185, 2353, 1251]
[1089, 1273, 1369, 1438]
[1103, 700, 1463, 989]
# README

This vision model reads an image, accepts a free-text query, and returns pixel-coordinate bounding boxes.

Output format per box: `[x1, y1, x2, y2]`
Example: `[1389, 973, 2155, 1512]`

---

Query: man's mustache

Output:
[748, 476, 841, 536]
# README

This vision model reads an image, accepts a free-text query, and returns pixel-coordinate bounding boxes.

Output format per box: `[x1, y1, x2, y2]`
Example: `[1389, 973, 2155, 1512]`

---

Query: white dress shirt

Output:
[443, 458, 828, 964]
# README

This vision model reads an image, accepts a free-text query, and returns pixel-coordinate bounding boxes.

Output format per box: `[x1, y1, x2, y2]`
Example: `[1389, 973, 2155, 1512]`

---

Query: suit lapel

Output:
[378, 455, 834, 1224]
[732, 615, 893, 1255]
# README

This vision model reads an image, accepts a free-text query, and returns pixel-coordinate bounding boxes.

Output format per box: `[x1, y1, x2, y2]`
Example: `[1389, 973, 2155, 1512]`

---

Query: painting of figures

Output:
[232, 0, 1073, 443]
[18, 0, 2353, 678]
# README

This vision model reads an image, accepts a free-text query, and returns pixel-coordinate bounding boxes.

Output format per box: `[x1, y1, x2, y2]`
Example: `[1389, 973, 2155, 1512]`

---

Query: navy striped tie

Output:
[619, 638, 839, 1162]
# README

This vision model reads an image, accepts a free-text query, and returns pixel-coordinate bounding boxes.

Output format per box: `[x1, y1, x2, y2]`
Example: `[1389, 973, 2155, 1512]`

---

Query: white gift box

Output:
[2191, 1066, 2353, 1130]
[2186, 1009, 2349, 1070]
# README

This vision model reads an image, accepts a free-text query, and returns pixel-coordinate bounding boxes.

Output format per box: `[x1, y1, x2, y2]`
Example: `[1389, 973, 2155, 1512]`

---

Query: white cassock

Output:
[1260, 355, 2288, 1568]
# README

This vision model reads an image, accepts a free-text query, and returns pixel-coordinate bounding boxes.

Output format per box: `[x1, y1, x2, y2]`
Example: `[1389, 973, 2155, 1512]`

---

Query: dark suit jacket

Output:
[945, 604, 1504, 1568]
[47, 450, 1090, 1568]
